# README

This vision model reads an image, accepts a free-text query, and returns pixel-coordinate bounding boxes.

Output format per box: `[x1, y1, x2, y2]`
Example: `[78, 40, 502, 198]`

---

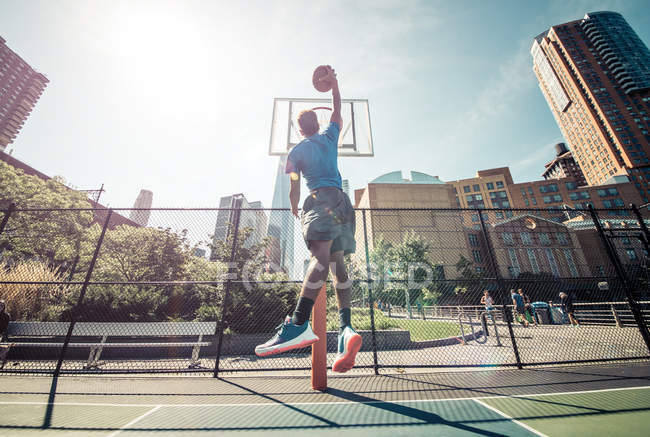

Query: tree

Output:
[368, 232, 444, 314]
[0, 161, 94, 270]
[68, 225, 196, 322]
[208, 225, 299, 333]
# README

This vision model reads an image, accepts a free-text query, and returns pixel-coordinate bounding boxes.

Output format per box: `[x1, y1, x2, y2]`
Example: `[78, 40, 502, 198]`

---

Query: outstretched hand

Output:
[319, 65, 337, 86]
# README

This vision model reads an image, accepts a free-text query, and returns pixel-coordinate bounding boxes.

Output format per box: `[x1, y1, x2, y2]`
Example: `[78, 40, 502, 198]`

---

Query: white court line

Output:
[473, 398, 547, 437]
[0, 385, 648, 409]
[105, 405, 161, 437]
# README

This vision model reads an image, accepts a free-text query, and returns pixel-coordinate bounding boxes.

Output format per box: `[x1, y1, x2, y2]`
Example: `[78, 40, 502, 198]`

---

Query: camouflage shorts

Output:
[301, 186, 356, 255]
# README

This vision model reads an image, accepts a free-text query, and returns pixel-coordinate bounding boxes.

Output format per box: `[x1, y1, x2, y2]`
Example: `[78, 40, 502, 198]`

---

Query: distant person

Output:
[0, 300, 11, 368]
[254, 66, 362, 373]
[511, 289, 529, 327]
[0, 300, 9, 341]
[480, 290, 494, 312]
[480, 290, 495, 321]
[518, 289, 536, 326]
[559, 292, 580, 326]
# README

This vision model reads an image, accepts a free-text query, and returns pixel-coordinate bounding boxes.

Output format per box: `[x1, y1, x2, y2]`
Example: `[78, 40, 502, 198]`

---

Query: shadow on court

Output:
[0, 363, 648, 435]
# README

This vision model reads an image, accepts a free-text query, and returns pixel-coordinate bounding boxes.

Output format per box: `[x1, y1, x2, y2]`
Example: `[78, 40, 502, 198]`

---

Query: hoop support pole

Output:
[311, 284, 328, 391]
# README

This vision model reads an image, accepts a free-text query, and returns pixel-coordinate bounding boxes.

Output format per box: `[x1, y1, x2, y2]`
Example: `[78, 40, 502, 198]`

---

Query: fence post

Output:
[213, 196, 244, 378]
[477, 208, 523, 369]
[0, 203, 15, 236]
[589, 205, 650, 354]
[362, 209, 379, 375]
[630, 204, 650, 252]
[53, 209, 112, 376]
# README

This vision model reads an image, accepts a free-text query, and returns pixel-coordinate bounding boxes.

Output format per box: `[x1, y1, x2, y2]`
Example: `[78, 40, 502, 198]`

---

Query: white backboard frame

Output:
[269, 97, 374, 157]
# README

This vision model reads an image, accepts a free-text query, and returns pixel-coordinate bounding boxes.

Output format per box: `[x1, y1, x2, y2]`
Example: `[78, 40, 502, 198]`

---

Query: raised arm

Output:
[323, 66, 342, 128]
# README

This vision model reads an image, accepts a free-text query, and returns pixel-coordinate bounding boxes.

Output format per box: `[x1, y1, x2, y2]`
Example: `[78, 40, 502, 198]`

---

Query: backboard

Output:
[269, 98, 373, 157]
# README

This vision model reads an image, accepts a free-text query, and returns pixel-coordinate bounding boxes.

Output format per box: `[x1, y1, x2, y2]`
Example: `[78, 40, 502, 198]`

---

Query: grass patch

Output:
[326, 308, 460, 341]
[389, 318, 460, 342]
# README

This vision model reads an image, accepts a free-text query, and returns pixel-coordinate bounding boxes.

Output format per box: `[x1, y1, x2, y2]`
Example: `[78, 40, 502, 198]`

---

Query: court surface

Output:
[1, 363, 649, 436]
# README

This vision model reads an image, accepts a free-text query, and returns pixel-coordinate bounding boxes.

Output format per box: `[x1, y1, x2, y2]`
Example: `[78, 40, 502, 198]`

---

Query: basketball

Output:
[312, 65, 332, 92]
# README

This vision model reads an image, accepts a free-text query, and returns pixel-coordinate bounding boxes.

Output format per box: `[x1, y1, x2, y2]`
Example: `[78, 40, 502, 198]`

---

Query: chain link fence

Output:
[0, 204, 649, 375]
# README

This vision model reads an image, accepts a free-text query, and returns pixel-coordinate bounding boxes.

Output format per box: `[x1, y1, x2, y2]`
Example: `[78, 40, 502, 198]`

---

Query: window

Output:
[498, 191, 508, 198]
[471, 214, 479, 223]
[597, 189, 607, 197]
[563, 250, 578, 277]
[473, 184, 480, 192]
[463, 185, 471, 193]
[545, 248, 560, 276]
[556, 233, 569, 245]
[495, 211, 504, 219]
[626, 249, 637, 261]
[496, 181, 504, 188]
[508, 248, 520, 277]
[505, 210, 514, 218]
[565, 181, 578, 190]
[543, 195, 553, 204]
[528, 187, 534, 195]
[521, 232, 532, 245]
[476, 266, 483, 273]
[540, 183, 559, 193]
[475, 194, 483, 200]
[612, 198, 624, 207]
[539, 233, 551, 245]
[527, 249, 540, 274]
[468, 234, 479, 246]
[502, 232, 514, 245]
[531, 197, 537, 205]
[472, 250, 482, 263]
[607, 187, 619, 196]
[553, 194, 563, 202]
[621, 236, 631, 245]
[487, 182, 494, 190]
[603, 200, 613, 208]
[466, 195, 474, 202]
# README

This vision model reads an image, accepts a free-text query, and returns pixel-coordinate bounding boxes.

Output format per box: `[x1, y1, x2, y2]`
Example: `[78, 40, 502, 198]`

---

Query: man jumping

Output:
[255, 66, 362, 373]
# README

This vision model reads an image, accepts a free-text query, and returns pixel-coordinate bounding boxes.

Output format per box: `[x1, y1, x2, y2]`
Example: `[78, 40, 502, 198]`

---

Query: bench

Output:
[1, 321, 217, 370]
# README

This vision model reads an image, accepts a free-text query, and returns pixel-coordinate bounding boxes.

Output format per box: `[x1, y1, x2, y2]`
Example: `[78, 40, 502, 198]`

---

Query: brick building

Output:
[532, 12, 650, 202]
[0, 36, 48, 151]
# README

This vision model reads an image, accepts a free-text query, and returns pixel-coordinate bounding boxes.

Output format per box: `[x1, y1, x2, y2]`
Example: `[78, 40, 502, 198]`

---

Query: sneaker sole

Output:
[255, 336, 319, 357]
[332, 334, 362, 373]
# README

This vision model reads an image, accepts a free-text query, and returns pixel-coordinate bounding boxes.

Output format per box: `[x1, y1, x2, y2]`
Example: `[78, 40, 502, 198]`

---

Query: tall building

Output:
[542, 143, 587, 186]
[210, 194, 268, 260]
[268, 156, 294, 275]
[531, 11, 650, 202]
[342, 179, 350, 197]
[0, 37, 49, 152]
[129, 189, 153, 227]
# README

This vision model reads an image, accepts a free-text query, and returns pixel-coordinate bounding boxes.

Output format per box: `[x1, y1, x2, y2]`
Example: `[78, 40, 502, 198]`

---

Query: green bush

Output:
[0, 261, 71, 320]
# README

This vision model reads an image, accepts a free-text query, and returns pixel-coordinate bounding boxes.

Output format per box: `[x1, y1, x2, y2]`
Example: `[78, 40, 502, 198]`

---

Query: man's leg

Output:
[292, 240, 333, 325]
[330, 250, 362, 373]
[254, 240, 331, 357]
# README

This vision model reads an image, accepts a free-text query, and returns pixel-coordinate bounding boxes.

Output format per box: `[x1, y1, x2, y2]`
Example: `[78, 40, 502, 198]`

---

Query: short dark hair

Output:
[298, 110, 319, 137]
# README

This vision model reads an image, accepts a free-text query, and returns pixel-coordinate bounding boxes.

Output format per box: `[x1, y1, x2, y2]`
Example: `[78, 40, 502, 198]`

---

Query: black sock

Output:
[292, 296, 315, 326]
[339, 307, 351, 333]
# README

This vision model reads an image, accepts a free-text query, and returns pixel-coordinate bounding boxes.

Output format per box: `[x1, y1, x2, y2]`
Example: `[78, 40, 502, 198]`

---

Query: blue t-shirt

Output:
[285, 122, 342, 191]
[512, 293, 525, 309]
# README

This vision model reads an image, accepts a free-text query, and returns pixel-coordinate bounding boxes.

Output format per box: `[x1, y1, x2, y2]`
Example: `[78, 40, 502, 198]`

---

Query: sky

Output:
[1, 0, 650, 210]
